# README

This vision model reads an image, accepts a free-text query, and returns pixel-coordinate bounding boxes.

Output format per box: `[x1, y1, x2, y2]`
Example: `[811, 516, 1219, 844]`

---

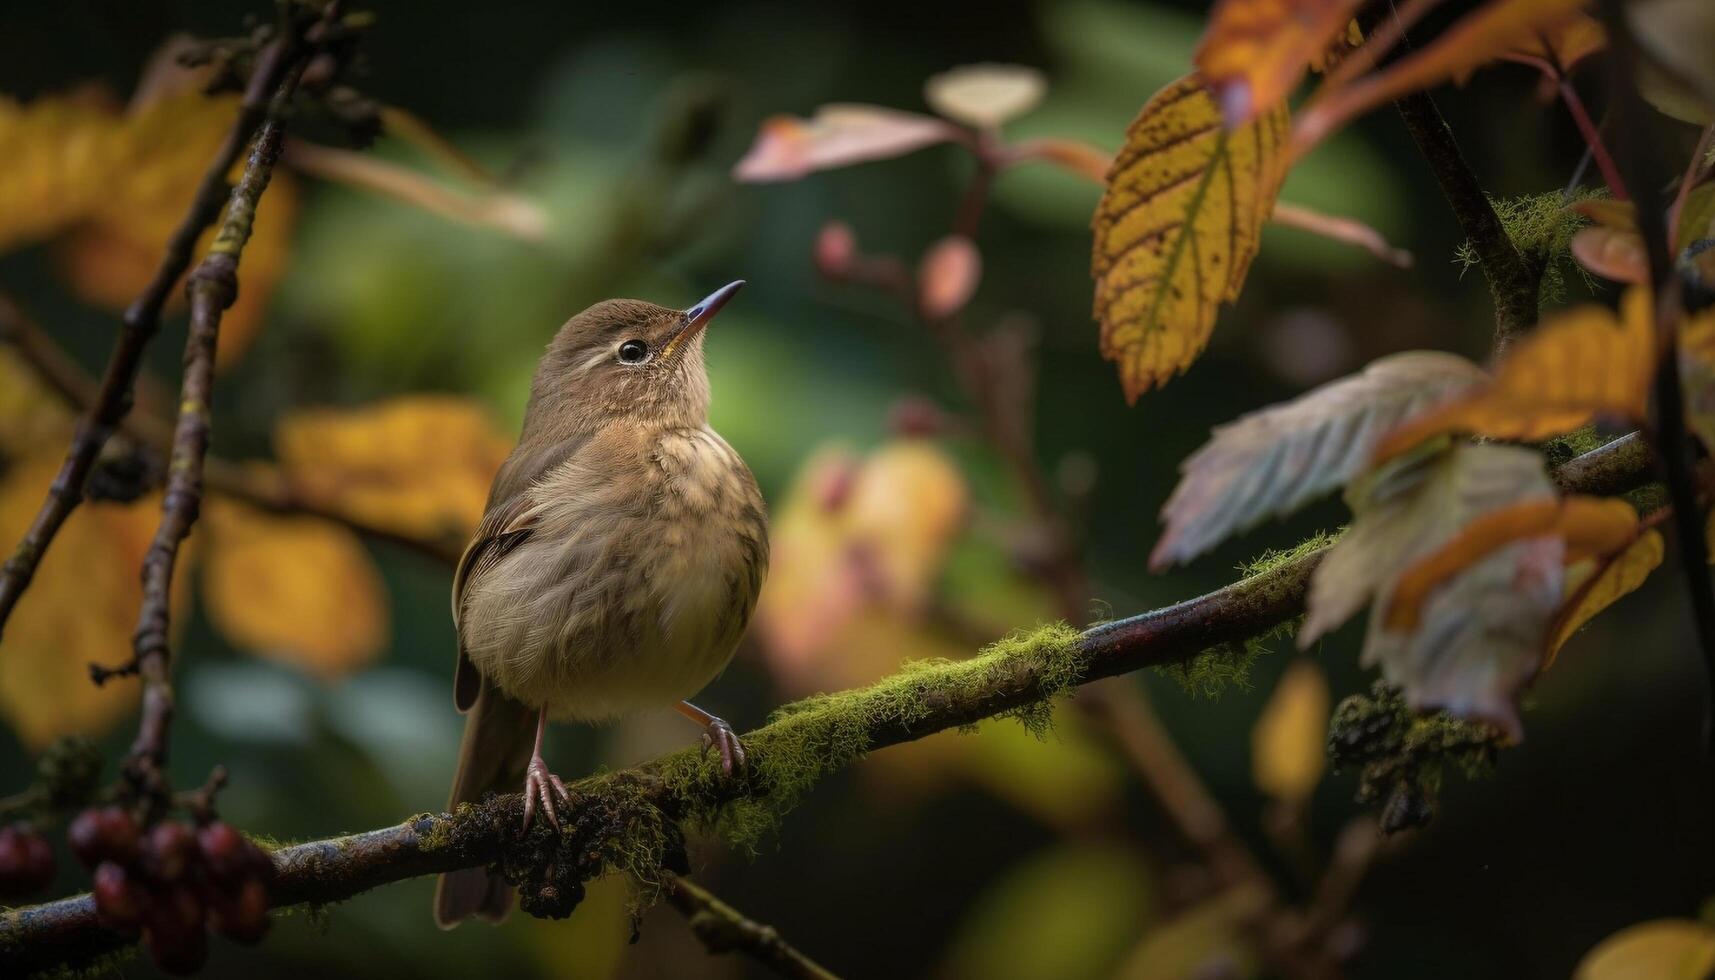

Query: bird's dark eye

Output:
[617, 340, 649, 364]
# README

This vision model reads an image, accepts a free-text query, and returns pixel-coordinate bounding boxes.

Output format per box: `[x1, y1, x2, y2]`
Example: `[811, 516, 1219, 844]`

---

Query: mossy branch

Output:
[0, 434, 1657, 977]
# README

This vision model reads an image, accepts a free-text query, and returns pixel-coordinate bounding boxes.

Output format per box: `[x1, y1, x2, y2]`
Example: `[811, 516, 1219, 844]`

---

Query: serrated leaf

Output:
[1251, 659, 1329, 804]
[1546, 528, 1664, 667]
[1383, 496, 1639, 631]
[1193, 0, 1366, 127]
[1301, 443, 1554, 646]
[1153, 351, 1486, 567]
[1092, 73, 1289, 402]
[731, 104, 958, 183]
[1575, 919, 1715, 980]
[1361, 534, 1563, 740]
[1294, 0, 1589, 151]
[1374, 288, 1655, 462]
[924, 64, 1046, 129]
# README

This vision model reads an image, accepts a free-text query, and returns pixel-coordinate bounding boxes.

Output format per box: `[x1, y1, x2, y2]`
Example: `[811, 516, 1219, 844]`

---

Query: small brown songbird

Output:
[433, 281, 768, 928]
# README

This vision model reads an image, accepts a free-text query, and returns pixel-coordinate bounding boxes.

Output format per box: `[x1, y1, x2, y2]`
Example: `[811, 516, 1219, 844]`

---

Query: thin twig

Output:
[0, 30, 301, 642]
[664, 875, 842, 980]
[0, 434, 1659, 977]
[108, 64, 310, 814]
[1595, 0, 1715, 752]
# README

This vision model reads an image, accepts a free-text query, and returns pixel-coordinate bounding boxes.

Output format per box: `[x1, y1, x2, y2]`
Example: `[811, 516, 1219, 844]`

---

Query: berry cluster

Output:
[0, 823, 56, 898]
[69, 807, 274, 975]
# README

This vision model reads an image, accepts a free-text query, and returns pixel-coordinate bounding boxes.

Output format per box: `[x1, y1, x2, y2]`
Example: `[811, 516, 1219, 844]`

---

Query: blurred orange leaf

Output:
[1384, 496, 1640, 631]
[202, 499, 389, 680]
[1575, 919, 1715, 980]
[1193, 0, 1366, 127]
[732, 105, 957, 183]
[918, 235, 982, 319]
[275, 396, 513, 543]
[1251, 659, 1329, 805]
[1092, 74, 1289, 402]
[923, 64, 1046, 129]
[1546, 527, 1663, 667]
[0, 455, 186, 748]
[1374, 288, 1655, 462]
[1500, 14, 1607, 77]
[1294, 0, 1589, 152]
[1570, 226, 1649, 283]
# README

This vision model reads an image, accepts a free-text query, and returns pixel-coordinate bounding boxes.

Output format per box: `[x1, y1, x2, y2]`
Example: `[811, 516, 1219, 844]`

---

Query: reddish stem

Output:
[1558, 80, 1628, 201]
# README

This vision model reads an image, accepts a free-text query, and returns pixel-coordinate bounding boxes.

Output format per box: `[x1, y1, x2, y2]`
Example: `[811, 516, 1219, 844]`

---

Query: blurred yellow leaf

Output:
[924, 64, 1046, 129]
[1384, 496, 1640, 631]
[0, 348, 75, 456]
[1575, 919, 1715, 980]
[202, 499, 389, 680]
[1092, 73, 1288, 402]
[1374, 288, 1655, 462]
[0, 87, 297, 369]
[275, 395, 513, 543]
[942, 841, 1155, 980]
[1113, 884, 1266, 980]
[0, 455, 185, 748]
[1677, 308, 1715, 453]
[1251, 659, 1329, 804]
[1546, 528, 1663, 668]
[1193, 0, 1366, 126]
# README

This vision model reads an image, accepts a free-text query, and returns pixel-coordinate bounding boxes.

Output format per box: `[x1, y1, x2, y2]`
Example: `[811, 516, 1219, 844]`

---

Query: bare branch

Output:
[664, 874, 842, 980]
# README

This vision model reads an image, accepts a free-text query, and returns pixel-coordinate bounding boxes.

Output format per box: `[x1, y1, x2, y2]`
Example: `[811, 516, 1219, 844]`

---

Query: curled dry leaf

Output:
[1293, 0, 1589, 153]
[1193, 0, 1367, 127]
[202, 499, 389, 680]
[1301, 443, 1554, 646]
[918, 235, 983, 320]
[0, 456, 183, 748]
[923, 64, 1046, 129]
[1251, 659, 1329, 805]
[275, 396, 513, 543]
[1092, 74, 1289, 402]
[1383, 496, 1640, 632]
[1570, 226, 1648, 284]
[1546, 527, 1663, 668]
[1574, 919, 1715, 980]
[732, 104, 958, 183]
[1373, 288, 1656, 462]
[1152, 351, 1487, 569]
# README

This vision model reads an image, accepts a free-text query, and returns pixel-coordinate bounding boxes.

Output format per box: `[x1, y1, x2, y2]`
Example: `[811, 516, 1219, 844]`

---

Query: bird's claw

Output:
[521, 756, 572, 834]
[699, 718, 746, 776]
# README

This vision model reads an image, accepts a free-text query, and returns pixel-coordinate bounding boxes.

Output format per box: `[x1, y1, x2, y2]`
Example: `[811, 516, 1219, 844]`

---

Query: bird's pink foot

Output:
[521, 755, 572, 833]
[700, 718, 746, 776]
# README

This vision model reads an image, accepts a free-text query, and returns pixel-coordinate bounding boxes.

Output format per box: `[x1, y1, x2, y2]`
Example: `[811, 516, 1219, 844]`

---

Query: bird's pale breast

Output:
[457, 423, 767, 720]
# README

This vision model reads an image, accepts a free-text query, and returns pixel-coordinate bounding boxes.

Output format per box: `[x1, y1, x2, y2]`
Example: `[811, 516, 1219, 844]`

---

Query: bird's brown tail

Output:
[433, 679, 536, 929]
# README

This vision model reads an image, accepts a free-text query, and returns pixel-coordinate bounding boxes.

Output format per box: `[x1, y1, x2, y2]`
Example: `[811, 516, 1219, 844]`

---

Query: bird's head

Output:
[528, 280, 744, 433]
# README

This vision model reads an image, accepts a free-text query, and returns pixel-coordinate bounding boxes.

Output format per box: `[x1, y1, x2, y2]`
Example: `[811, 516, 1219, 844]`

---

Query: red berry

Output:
[67, 806, 140, 869]
[210, 878, 270, 945]
[143, 822, 196, 882]
[0, 824, 56, 898]
[146, 919, 209, 976]
[196, 822, 246, 883]
[92, 862, 143, 931]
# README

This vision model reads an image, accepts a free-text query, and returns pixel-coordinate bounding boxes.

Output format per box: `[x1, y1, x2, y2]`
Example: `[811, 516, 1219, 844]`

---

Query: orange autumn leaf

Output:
[1384, 496, 1640, 632]
[1092, 74, 1289, 401]
[1193, 0, 1367, 127]
[1374, 288, 1655, 461]
[201, 500, 389, 680]
[275, 396, 513, 543]
[918, 235, 982, 319]
[1545, 527, 1663, 667]
[0, 455, 188, 748]
[1500, 13, 1607, 78]
[1294, 0, 1590, 153]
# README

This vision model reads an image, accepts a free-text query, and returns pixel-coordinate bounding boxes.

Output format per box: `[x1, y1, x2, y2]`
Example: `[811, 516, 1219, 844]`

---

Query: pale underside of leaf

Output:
[1152, 350, 1487, 568]
[1300, 443, 1553, 646]
[1092, 74, 1289, 402]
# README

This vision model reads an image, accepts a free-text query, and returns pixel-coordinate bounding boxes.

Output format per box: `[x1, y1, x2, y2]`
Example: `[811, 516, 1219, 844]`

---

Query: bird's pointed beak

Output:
[664, 280, 744, 357]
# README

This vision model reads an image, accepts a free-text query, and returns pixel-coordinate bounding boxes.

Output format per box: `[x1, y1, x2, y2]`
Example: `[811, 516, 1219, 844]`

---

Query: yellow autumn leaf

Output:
[0, 455, 187, 748]
[1193, 0, 1366, 126]
[0, 87, 298, 369]
[1546, 528, 1664, 668]
[275, 395, 513, 544]
[0, 347, 75, 456]
[1374, 288, 1655, 462]
[1575, 919, 1715, 980]
[1251, 659, 1329, 805]
[201, 500, 389, 680]
[1092, 73, 1288, 402]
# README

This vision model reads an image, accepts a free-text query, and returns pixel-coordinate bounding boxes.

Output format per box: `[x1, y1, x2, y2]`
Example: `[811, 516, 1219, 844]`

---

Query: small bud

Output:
[813, 221, 857, 280]
[886, 395, 946, 438]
